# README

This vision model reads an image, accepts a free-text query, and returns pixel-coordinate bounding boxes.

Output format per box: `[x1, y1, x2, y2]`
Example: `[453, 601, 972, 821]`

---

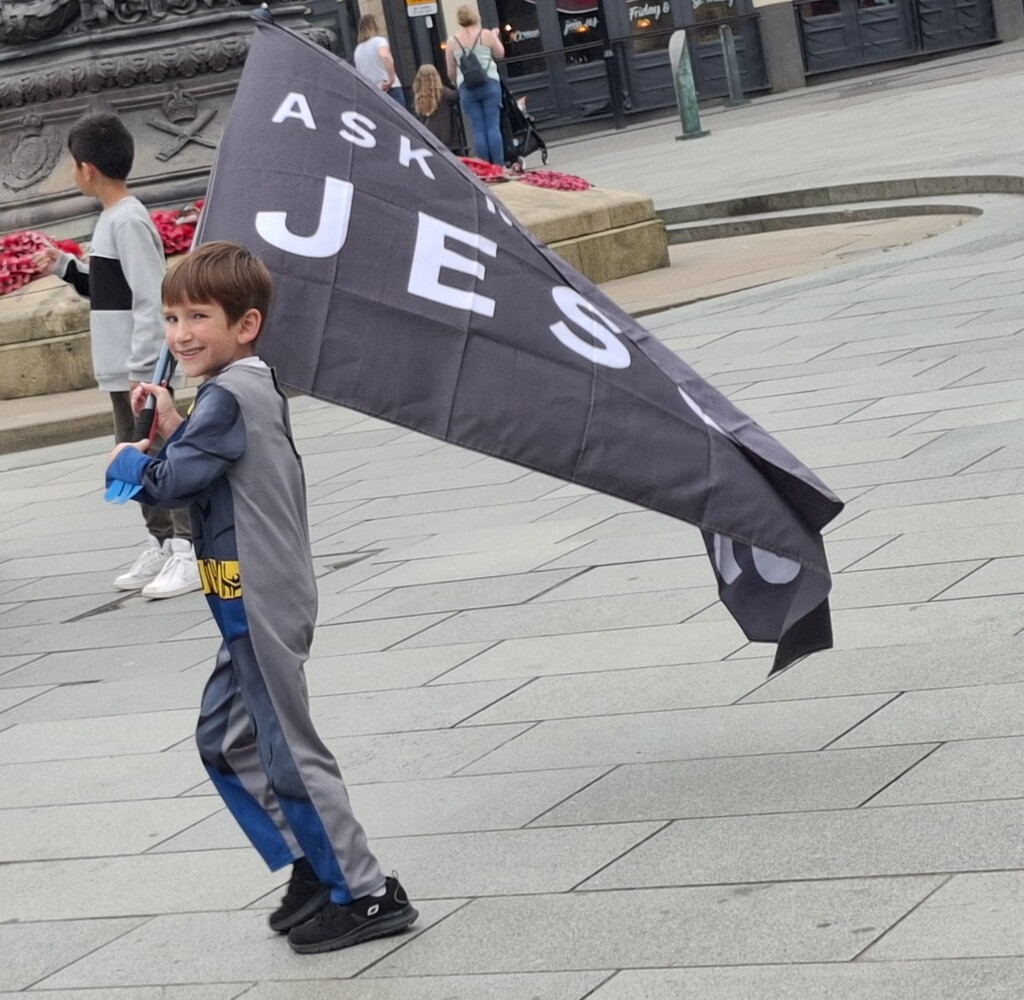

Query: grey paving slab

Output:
[588, 959, 1024, 1000]
[0, 652, 38, 676]
[336, 569, 581, 621]
[528, 556, 710, 601]
[936, 556, 1024, 599]
[864, 871, 1024, 960]
[0, 798, 222, 861]
[539, 529, 708, 569]
[831, 682, 1024, 747]
[0, 849, 283, 922]
[394, 589, 715, 649]
[532, 744, 934, 826]
[740, 636, 1024, 702]
[159, 767, 609, 847]
[236, 972, 611, 1000]
[0, 751, 207, 808]
[305, 642, 490, 695]
[828, 562, 985, 608]
[304, 679, 524, 738]
[345, 475, 560, 518]
[866, 736, 1024, 806]
[830, 495, 1024, 538]
[808, 446, 1001, 491]
[264, 824, 665, 899]
[0, 637, 213, 686]
[582, 799, 1024, 889]
[0, 683, 50, 713]
[808, 596, 1023, 651]
[0, 708, 195, 763]
[39, 900, 463, 988]
[366, 878, 943, 974]
[912, 401, 1024, 431]
[845, 380, 1024, 422]
[318, 723, 534, 784]
[465, 660, 767, 724]
[325, 464, 527, 501]
[347, 542, 592, 589]
[0, 672, 210, 724]
[1, 608, 210, 655]
[0, 918, 145, 992]
[437, 621, 749, 683]
[0, 568, 128, 601]
[320, 499, 583, 549]
[380, 519, 604, 561]
[294, 613, 452, 656]
[0, 989, 248, 1000]
[460, 694, 894, 773]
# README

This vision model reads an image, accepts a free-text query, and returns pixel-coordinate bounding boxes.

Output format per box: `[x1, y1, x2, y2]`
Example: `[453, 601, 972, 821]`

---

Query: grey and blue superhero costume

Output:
[107, 357, 384, 903]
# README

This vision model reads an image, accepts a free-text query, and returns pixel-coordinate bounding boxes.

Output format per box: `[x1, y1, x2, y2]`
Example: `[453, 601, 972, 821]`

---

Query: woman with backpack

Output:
[445, 5, 505, 165]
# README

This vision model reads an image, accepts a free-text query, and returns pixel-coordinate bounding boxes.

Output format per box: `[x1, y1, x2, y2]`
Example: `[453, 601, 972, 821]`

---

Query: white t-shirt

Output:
[354, 36, 400, 89]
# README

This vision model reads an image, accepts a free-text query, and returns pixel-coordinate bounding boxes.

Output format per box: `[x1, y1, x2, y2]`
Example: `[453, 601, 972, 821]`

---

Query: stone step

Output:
[663, 200, 980, 244]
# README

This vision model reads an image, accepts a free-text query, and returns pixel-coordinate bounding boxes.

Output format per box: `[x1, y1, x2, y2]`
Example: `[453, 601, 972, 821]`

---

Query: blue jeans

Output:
[459, 78, 504, 165]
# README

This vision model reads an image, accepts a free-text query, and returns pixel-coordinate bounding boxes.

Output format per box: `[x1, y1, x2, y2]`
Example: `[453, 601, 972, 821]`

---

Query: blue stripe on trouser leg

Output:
[205, 765, 295, 870]
[225, 633, 363, 903]
[197, 643, 302, 871]
[276, 794, 353, 903]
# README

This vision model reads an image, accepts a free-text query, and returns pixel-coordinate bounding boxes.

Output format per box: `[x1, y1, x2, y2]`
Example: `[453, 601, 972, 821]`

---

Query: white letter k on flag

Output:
[255, 176, 354, 259]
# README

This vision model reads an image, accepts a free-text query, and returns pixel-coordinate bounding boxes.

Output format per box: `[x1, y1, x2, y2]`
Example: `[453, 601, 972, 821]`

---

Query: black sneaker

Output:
[268, 857, 332, 934]
[287, 875, 419, 954]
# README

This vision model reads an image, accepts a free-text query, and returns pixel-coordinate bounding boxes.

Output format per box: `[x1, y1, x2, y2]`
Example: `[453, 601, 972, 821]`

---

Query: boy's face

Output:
[163, 299, 260, 380]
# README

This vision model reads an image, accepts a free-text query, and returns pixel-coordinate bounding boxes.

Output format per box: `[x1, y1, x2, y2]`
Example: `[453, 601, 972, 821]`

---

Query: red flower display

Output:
[151, 199, 204, 255]
[519, 169, 591, 192]
[0, 200, 205, 297]
[0, 230, 84, 297]
[459, 157, 506, 182]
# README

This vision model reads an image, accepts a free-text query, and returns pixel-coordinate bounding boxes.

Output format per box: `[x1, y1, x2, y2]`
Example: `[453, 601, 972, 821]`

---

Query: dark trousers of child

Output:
[110, 391, 191, 542]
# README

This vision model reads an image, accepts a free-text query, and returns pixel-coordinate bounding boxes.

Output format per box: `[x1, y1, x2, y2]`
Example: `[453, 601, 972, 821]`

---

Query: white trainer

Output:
[113, 535, 169, 591]
[142, 538, 202, 600]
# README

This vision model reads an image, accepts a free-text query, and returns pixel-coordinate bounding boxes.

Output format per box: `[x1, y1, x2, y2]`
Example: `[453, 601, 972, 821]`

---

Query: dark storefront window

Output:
[497, 0, 547, 76]
[625, 0, 672, 52]
[800, 0, 841, 15]
[693, 0, 734, 41]
[557, 0, 604, 66]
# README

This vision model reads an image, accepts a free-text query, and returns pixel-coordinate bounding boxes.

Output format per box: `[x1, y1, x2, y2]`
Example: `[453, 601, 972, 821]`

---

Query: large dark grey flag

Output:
[196, 16, 843, 673]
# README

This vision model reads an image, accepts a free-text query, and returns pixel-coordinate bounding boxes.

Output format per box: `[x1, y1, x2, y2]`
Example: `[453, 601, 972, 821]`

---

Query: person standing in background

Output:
[412, 64, 463, 153]
[354, 15, 406, 108]
[446, 5, 505, 165]
[33, 113, 200, 601]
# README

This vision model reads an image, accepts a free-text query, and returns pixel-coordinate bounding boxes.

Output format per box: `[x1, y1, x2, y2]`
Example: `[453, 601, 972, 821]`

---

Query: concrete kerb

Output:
[658, 174, 1024, 226]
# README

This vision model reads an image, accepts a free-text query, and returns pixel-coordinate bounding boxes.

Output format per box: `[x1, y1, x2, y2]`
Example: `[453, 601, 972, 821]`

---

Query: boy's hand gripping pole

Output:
[133, 343, 177, 441]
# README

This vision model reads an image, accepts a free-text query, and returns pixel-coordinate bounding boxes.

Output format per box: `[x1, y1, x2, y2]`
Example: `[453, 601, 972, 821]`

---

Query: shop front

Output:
[475, 0, 769, 122]
[795, 0, 997, 73]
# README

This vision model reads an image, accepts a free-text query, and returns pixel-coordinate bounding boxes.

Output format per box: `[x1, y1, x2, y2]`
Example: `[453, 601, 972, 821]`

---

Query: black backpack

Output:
[456, 30, 490, 88]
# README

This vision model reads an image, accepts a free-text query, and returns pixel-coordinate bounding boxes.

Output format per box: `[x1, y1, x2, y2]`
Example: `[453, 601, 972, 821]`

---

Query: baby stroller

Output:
[500, 82, 548, 168]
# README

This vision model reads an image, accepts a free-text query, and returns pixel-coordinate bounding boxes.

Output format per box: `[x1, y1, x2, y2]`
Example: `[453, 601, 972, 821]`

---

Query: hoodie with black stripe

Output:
[57, 196, 166, 391]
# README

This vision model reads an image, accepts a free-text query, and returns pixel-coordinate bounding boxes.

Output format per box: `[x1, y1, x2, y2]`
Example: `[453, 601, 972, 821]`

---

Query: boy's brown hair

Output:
[163, 241, 272, 331]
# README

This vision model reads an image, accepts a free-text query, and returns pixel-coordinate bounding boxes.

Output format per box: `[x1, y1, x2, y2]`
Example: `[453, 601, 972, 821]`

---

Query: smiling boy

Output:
[106, 241, 417, 954]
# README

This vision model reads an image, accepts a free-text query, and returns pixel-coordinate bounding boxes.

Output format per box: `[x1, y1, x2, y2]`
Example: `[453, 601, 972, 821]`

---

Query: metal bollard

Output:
[669, 30, 709, 141]
[718, 24, 750, 108]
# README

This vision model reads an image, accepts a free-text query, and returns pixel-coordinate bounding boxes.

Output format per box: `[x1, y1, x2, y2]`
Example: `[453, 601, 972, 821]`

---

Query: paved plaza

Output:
[1, 42, 1023, 998]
